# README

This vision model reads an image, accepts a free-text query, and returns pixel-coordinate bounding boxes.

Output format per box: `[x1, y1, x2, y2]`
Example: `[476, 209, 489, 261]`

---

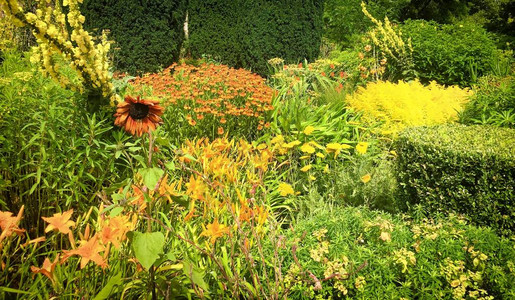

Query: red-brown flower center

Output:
[129, 103, 150, 120]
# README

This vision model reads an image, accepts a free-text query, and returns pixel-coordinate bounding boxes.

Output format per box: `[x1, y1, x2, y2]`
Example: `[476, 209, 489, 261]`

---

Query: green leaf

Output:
[138, 167, 164, 190]
[183, 260, 209, 292]
[92, 272, 123, 300]
[109, 207, 124, 217]
[165, 161, 175, 171]
[129, 231, 165, 270]
[0, 287, 31, 295]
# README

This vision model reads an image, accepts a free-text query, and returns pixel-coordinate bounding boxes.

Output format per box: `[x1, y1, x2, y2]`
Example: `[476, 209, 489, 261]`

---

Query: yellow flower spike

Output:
[323, 164, 330, 173]
[361, 174, 372, 183]
[303, 125, 315, 135]
[309, 175, 316, 181]
[316, 152, 325, 158]
[300, 143, 315, 154]
[300, 155, 311, 160]
[356, 142, 369, 155]
[300, 165, 312, 172]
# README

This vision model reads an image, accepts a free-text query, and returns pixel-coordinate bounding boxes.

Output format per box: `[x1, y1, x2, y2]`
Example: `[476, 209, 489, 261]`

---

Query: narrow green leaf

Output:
[92, 272, 123, 300]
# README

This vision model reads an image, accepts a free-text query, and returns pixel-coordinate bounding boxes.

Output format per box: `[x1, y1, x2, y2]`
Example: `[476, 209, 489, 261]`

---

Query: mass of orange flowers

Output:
[131, 62, 275, 132]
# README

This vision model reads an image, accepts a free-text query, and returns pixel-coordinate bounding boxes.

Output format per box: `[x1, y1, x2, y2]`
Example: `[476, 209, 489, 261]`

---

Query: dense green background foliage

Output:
[323, 0, 411, 45]
[395, 124, 515, 236]
[460, 75, 515, 127]
[188, 0, 325, 75]
[81, 0, 187, 75]
[399, 20, 497, 86]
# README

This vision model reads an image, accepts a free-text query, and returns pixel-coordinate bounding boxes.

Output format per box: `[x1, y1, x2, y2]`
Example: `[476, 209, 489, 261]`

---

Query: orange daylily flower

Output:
[201, 219, 230, 244]
[62, 235, 107, 269]
[99, 215, 135, 249]
[31, 255, 59, 283]
[42, 209, 75, 235]
[0, 206, 25, 244]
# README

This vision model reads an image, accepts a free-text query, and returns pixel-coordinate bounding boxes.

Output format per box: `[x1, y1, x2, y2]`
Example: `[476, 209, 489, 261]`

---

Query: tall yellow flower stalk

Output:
[361, 2, 414, 79]
[0, 0, 114, 103]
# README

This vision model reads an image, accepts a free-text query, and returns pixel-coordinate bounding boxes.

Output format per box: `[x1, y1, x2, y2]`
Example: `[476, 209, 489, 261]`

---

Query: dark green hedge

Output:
[188, 0, 325, 75]
[81, 0, 187, 75]
[395, 124, 515, 236]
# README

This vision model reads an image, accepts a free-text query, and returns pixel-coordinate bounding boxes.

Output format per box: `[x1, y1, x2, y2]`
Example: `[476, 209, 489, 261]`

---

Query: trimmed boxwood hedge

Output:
[188, 0, 325, 76]
[81, 0, 187, 75]
[394, 124, 515, 236]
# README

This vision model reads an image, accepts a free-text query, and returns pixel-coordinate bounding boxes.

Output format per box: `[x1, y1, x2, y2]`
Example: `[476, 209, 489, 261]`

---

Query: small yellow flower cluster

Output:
[1, 0, 113, 99]
[364, 216, 395, 243]
[441, 257, 493, 300]
[392, 248, 417, 273]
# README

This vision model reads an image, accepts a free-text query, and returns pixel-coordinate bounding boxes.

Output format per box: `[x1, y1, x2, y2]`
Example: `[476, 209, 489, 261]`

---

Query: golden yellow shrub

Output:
[345, 80, 472, 134]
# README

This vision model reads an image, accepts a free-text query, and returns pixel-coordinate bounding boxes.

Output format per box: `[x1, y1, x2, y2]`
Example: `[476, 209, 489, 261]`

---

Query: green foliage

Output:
[330, 153, 400, 213]
[394, 124, 515, 236]
[402, 0, 513, 33]
[0, 51, 128, 233]
[188, 0, 325, 76]
[267, 59, 367, 144]
[400, 20, 498, 86]
[276, 205, 515, 299]
[323, 0, 411, 45]
[460, 75, 515, 128]
[81, 0, 187, 75]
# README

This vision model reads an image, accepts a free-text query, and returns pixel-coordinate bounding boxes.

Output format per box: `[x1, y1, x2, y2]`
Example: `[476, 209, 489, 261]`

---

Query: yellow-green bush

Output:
[345, 80, 472, 134]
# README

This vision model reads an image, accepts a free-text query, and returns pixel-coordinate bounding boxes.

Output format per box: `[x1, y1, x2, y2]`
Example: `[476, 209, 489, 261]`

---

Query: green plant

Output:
[323, 0, 411, 46]
[399, 20, 498, 86]
[330, 151, 400, 213]
[188, 0, 325, 76]
[81, 0, 187, 75]
[0, 51, 127, 234]
[394, 124, 515, 236]
[273, 205, 515, 299]
[460, 75, 515, 128]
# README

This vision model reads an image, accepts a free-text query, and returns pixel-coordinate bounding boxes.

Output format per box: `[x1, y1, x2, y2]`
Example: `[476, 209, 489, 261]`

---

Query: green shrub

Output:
[460, 75, 515, 128]
[400, 20, 498, 86]
[394, 124, 515, 236]
[188, 0, 325, 76]
[81, 0, 187, 75]
[323, 0, 411, 46]
[272, 206, 515, 299]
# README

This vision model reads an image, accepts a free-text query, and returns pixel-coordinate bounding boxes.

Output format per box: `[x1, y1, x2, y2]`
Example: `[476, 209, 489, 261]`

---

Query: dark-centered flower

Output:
[114, 96, 164, 136]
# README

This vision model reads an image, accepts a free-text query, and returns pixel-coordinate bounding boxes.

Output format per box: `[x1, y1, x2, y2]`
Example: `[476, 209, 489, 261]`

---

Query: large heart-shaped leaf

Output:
[138, 167, 164, 190]
[129, 231, 165, 270]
